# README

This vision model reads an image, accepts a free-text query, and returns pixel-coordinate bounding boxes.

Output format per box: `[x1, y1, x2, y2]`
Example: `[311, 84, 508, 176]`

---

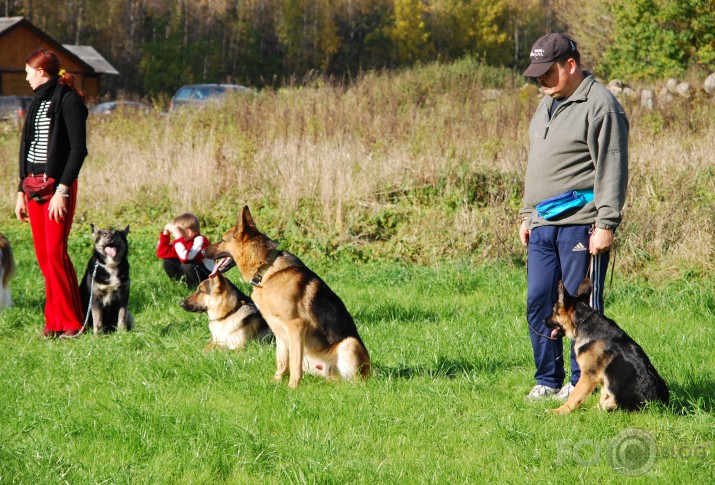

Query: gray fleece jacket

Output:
[520, 72, 629, 230]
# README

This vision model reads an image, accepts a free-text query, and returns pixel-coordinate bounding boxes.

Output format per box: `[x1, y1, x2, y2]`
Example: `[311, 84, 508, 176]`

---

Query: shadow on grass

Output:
[669, 374, 715, 414]
[354, 303, 441, 324]
[376, 355, 519, 380]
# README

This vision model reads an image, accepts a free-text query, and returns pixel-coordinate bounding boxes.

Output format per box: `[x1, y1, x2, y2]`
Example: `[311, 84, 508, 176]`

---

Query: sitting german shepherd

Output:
[544, 278, 669, 413]
[204, 206, 371, 388]
[180, 273, 272, 350]
[79, 225, 134, 333]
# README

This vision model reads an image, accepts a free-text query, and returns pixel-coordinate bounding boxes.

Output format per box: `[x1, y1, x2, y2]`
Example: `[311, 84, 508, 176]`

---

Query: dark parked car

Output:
[0, 95, 33, 126]
[169, 83, 248, 111]
[91, 100, 152, 116]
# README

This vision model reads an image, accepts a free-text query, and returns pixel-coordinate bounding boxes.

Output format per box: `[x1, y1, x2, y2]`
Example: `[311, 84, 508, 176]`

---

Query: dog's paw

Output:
[548, 405, 573, 415]
[288, 377, 301, 389]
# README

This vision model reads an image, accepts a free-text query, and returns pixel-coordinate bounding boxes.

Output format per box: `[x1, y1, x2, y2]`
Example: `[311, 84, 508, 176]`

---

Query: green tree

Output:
[679, 0, 715, 68]
[390, 0, 433, 64]
[331, 0, 394, 74]
[277, 0, 341, 77]
[138, 17, 189, 96]
[505, 0, 558, 72]
[436, 0, 512, 64]
[553, 0, 613, 72]
[600, 0, 715, 81]
[230, 0, 284, 87]
[462, 0, 511, 65]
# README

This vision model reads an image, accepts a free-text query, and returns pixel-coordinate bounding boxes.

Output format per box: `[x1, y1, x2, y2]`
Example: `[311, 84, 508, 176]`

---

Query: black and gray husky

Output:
[79, 224, 134, 333]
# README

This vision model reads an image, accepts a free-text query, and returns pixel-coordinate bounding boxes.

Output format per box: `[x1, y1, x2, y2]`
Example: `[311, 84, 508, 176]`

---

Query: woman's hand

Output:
[15, 192, 29, 222]
[47, 187, 69, 223]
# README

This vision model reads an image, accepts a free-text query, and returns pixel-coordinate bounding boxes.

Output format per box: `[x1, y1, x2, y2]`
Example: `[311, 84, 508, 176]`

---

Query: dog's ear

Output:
[557, 280, 567, 306]
[557, 280, 578, 308]
[575, 277, 592, 301]
[214, 272, 225, 286]
[91, 224, 99, 238]
[238, 205, 256, 232]
[122, 225, 130, 236]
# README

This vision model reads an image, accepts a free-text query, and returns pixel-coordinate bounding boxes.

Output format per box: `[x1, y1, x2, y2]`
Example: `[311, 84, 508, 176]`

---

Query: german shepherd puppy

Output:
[0, 232, 15, 309]
[204, 206, 371, 388]
[544, 278, 669, 413]
[180, 273, 272, 350]
[79, 225, 134, 333]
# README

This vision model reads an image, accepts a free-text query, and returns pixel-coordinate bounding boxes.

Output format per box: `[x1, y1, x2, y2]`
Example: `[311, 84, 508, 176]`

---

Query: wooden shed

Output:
[0, 16, 117, 100]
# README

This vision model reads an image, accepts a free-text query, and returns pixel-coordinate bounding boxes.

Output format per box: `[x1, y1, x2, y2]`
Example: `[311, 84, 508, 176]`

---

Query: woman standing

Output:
[15, 50, 88, 338]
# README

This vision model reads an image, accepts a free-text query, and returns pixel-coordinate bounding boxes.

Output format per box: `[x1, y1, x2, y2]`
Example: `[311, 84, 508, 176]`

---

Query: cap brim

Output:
[523, 61, 553, 78]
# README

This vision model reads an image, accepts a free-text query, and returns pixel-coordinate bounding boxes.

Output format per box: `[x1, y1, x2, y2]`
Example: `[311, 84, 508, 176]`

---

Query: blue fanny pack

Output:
[535, 190, 594, 220]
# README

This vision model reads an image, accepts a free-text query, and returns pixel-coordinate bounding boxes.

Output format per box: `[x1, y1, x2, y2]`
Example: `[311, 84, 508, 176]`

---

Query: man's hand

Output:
[589, 227, 613, 255]
[519, 220, 530, 247]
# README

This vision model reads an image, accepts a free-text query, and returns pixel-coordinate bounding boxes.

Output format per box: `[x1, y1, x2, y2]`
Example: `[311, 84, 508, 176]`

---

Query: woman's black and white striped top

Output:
[27, 100, 51, 165]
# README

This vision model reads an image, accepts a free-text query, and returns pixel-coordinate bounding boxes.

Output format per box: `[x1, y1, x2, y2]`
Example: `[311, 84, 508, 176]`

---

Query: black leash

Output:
[605, 245, 616, 303]
[526, 244, 617, 341]
[526, 254, 597, 343]
[60, 261, 98, 339]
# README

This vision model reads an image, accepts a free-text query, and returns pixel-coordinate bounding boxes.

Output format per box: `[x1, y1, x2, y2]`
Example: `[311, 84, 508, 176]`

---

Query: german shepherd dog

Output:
[180, 272, 272, 350]
[204, 206, 371, 388]
[0, 232, 15, 309]
[79, 225, 134, 333]
[544, 278, 669, 413]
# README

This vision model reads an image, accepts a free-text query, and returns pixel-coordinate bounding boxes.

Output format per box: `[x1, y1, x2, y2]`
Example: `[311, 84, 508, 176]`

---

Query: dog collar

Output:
[249, 249, 280, 287]
[217, 304, 243, 321]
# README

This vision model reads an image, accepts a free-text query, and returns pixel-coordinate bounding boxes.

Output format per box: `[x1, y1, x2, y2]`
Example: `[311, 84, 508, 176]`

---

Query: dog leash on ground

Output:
[60, 261, 98, 339]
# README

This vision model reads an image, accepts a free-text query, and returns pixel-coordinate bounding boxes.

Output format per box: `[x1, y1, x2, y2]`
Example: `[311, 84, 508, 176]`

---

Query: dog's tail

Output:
[335, 337, 372, 380]
[0, 235, 16, 288]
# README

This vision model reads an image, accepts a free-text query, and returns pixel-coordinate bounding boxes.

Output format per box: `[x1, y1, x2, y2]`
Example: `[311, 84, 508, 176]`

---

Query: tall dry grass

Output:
[0, 57, 712, 278]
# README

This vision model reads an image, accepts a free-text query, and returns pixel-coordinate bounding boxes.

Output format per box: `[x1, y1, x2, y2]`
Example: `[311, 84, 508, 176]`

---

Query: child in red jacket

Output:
[157, 212, 214, 287]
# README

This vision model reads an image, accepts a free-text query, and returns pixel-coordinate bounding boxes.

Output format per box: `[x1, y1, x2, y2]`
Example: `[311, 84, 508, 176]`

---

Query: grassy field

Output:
[0, 58, 713, 482]
[0, 223, 712, 483]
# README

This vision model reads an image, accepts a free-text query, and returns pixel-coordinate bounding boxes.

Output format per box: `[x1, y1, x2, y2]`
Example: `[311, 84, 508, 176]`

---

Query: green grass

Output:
[0, 223, 713, 483]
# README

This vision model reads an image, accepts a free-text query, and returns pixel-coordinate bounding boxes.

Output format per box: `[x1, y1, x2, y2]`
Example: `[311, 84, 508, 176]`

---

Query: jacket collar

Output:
[33, 77, 58, 100]
[546, 71, 595, 114]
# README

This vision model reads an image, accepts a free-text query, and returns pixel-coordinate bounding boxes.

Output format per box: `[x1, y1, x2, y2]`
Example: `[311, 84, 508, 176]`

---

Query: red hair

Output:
[26, 49, 85, 100]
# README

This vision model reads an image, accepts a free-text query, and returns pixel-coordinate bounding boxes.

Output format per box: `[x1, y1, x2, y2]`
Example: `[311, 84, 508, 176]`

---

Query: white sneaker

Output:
[554, 383, 575, 401]
[525, 384, 559, 401]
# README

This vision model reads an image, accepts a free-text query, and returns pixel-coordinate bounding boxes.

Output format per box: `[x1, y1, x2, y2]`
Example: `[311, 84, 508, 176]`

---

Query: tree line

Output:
[6, 0, 714, 98]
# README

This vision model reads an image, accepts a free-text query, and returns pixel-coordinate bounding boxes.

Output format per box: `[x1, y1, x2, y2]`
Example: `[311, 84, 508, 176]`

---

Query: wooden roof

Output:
[0, 16, 117, 75]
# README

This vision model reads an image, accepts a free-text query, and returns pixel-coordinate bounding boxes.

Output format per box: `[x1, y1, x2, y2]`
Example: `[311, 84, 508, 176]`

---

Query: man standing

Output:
[519, 33, 629, 401]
